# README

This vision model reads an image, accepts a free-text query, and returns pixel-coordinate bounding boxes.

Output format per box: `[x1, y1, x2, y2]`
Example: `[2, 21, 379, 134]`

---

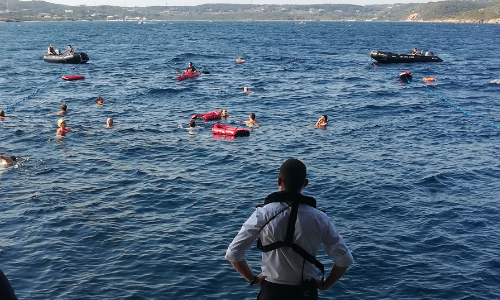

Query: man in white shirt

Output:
[225, 158, 354, 300]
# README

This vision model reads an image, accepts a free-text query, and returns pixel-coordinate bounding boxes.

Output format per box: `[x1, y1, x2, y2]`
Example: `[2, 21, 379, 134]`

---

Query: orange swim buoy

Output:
[423, 78, 436, 82]
[235, 59, 245, 63]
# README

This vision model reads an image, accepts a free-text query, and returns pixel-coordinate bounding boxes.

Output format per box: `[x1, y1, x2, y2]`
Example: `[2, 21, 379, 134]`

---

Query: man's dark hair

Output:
[61, 104, 67, 111]
[9, 156, 16, 162]
[279, 159, 306, 192]
[250, 113, 256, 120]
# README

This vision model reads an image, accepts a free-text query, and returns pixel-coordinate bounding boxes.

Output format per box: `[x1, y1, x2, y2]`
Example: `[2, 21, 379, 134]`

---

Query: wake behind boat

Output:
[370, 50, 443, 64]
[43, 52, 89, 64]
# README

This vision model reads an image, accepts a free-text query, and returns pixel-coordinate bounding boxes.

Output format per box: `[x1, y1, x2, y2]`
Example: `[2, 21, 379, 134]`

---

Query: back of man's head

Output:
[279, 159, 306, 192]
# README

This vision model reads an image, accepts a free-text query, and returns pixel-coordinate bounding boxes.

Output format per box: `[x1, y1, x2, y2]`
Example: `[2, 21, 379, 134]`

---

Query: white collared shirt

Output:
[225, 202, 354, 285]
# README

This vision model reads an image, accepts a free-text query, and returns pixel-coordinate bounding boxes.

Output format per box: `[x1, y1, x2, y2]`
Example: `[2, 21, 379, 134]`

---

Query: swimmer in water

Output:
[0, 110, 5, 119]
[105, 118, 113, 128]
[221, 108, 231, 119]
[58, 103, 68, 115]
[56, 118, 70, 136]
[189, 120, 196, 128]
[96, 96, 104, 105]
[0, 155, 16, 168]
[315, 115, 328, 127]
[245, 113, 260, 126]
[242, 86, 254, 95]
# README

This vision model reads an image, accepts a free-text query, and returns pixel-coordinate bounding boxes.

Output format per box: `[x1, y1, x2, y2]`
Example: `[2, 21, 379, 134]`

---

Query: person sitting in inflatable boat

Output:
[412, 48, 422, 55]
[63, 44, 74, 55]
[47, 44, 56, 55]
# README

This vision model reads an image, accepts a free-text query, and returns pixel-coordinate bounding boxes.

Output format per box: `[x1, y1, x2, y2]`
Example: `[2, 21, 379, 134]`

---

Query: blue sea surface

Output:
[1, 21, 500, 299]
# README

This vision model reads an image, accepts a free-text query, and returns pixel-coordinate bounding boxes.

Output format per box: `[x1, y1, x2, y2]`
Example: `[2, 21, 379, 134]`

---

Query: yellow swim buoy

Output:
[235, 59, 245, 63]
[423, 77, 436, 82]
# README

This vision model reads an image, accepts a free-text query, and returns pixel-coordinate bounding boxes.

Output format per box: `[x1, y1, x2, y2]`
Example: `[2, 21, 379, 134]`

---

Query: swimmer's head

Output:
[278, 159, 308, 193]
[321, 115, 328, 122]
[189, 120, 196, 127]
[249, 113, 256, 120]
[188, 62, 193, 66]
[0, 110, 4, 117]
[58, 118, 66, 127]
[107, 118, 113, 126]
[61, 103, 67, 111]
[243, 86, 248, 92]
[96, 97, 103, 104]
[221, 108, 227, 116]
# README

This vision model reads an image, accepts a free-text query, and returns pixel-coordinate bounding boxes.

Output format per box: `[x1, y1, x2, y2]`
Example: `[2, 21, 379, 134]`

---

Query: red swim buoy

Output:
[62, 75, 85, 81]
[212, 123, 250, 137]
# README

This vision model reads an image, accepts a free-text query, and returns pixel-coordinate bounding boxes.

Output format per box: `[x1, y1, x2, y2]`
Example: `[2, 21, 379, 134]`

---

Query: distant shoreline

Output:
[2, 19, 500, 24]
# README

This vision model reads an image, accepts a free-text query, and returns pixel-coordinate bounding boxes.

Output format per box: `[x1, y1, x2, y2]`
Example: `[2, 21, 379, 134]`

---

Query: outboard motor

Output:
[425, 51, 434, 56]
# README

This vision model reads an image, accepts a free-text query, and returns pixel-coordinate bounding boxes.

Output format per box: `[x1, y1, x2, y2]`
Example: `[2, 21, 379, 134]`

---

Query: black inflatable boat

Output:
[370, 50, 442, 64]
[43, 52, 89, 64]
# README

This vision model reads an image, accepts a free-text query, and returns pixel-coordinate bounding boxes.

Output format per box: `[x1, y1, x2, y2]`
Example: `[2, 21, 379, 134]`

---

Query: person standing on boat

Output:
[412, 48, 422, 55]
[186, 62, 196, 73]
[63, 44, 74, 55]
[225, 159, 354, 300]
[47, 44, 56, 55]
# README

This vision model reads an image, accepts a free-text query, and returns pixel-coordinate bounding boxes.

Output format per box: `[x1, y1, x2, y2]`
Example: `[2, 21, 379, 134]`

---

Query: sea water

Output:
[1, 21, 499, 299]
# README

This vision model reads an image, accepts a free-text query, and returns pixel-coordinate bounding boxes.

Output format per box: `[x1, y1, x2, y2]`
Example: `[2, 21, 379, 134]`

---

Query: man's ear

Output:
[303, 179, 309, 188]
[278, 177, 283, 187]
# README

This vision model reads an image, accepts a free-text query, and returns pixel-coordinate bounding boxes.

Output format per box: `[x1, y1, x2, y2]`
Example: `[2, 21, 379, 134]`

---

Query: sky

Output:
[39, 0, 443, 8]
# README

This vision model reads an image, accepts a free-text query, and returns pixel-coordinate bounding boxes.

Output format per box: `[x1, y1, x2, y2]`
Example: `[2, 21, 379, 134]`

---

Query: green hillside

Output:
[1, 0, 500, 22]
[451, 3, 500, 19]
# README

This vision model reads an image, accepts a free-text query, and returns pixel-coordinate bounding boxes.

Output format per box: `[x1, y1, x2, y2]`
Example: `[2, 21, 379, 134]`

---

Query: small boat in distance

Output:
[370, 50, 443, 64]
[43, 53, 89, 64]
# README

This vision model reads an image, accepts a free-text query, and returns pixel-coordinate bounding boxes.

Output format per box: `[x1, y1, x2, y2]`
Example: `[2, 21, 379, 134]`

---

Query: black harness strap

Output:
[256, 201, 325, 279]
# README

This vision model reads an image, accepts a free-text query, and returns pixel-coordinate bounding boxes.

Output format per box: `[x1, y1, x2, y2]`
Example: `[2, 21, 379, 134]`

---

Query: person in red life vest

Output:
[225, 159, 354, 300]
[56, 118, 70, 136]
[186, 62, 196, 73]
